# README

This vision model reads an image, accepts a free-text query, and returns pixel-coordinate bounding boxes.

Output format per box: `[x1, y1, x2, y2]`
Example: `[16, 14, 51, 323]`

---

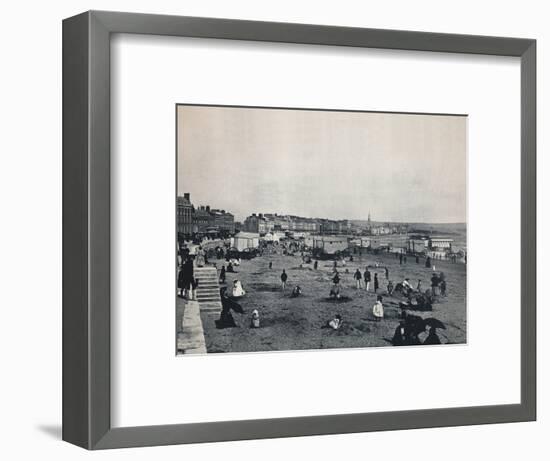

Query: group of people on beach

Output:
[183, 241, 451, 345]
[392, 312, 442, 346]
[352, 267, 385, 292]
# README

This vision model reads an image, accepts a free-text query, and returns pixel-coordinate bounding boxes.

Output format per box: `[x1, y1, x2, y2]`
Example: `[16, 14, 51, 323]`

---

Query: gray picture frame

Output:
[62, 10, 536, 450]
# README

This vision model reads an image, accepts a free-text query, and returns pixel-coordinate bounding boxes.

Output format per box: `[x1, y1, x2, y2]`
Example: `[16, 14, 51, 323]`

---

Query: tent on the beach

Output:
[231, 232, 260, 251]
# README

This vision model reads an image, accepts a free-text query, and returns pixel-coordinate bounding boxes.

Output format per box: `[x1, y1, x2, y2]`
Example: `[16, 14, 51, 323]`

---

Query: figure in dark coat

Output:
[374, 273, 379, 293]
[219, 265, 226, 284]
[281, 269, 288, 291]
[402, 312, 424, 345]
[177, 266, 185, 297]
[178, 258, 194, 298]
[215, 289, 236, 328]
[423, 326, 442, 345]
[392, 321, 407, 346]
[431, 272, 440, 296]
[364, 268, 371, 291]
[215, 288, 244, 329]
[440, 279, 447, 297]
[354, 269, 362, 289]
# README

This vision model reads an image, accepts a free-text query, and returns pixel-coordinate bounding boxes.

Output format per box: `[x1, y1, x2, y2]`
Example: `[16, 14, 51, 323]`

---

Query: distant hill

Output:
[407, 222, 467, 235]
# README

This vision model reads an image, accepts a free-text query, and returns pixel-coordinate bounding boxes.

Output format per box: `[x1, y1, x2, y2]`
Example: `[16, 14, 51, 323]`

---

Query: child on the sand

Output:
[322, 314, 342, 330]
[250, 309, 260, 328]
[372, 295, 384, 321]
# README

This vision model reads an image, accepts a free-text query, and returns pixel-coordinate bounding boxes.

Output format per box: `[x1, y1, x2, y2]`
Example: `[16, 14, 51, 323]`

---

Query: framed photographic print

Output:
[176, 104, 468, 354]
[63, 10, 536, 449]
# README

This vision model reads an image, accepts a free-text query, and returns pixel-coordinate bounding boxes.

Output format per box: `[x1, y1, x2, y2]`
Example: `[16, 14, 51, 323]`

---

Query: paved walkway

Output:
[176, 299, 207, 354]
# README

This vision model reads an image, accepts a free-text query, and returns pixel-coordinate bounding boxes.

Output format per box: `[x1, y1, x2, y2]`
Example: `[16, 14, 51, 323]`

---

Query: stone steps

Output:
[200, 301, 223, 313]
[197, 297, 220, 302]
[193, 266, 222, 313]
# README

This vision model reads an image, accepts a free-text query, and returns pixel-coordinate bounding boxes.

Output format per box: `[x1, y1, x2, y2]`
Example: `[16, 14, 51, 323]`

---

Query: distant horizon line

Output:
[176, 195, 466, 225]
[177, 197, 465, 225]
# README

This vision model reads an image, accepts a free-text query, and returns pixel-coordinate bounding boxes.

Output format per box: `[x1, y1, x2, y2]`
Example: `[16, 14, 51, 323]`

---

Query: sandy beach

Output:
[199, 248, 467, 353]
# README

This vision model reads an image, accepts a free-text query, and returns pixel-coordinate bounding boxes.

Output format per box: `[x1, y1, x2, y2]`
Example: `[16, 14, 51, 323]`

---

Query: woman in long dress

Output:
[215, 288, 237, 329]
[195, 247, 205, 267]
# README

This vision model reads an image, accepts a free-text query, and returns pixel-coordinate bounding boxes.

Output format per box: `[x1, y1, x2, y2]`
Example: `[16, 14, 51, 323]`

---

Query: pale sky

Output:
[177, 105, 467, 224]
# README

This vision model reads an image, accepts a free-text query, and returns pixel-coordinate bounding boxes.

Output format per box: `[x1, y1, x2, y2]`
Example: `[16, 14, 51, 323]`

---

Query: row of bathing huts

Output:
[227, 231, 466, 262]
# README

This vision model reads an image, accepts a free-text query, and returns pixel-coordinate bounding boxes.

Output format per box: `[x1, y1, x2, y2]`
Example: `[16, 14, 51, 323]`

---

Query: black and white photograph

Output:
[176, 105, 467, 354]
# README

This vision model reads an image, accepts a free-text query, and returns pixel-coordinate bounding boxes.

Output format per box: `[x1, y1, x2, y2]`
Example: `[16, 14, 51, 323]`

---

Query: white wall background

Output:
[0, 0, 546, 459]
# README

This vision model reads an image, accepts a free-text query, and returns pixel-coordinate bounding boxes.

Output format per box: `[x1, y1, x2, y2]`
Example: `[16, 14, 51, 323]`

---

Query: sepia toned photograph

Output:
[176, 105, 467, 355]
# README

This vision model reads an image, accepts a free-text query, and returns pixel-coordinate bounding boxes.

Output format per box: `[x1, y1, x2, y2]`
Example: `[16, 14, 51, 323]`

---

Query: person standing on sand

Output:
[281, 269, 288, 292]
[354, 268, 362, 289]
[387, 280, 394, 296]
[374, 273, 379, 293]
[364, 267, 371, 291]
[372, 295, 384, 321]
[431, 272, 440, 296]
[269, 261, 273, 270]
[417, 279, 422, 292]
[332, 271, 340, 287]
[440, 279, 447, 297]
[314, 260, 318, 270]
[385, 267, 389, 279]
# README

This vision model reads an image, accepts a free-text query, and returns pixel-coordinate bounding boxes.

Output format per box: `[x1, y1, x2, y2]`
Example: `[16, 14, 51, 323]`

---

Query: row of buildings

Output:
[242, 211, 408, 236]
[177, 193, 236, 237]
[243, 213, 352, 235]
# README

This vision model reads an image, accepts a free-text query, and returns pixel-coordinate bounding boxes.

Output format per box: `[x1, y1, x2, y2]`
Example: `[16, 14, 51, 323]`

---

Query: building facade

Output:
[244, 213, 351, 235]
[178, 193, 236, 237]
[209, 209, 235, 234]
[244, 214, 267, 234]
[192, 206, 211, 234]
[176, 193, 194, 236]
